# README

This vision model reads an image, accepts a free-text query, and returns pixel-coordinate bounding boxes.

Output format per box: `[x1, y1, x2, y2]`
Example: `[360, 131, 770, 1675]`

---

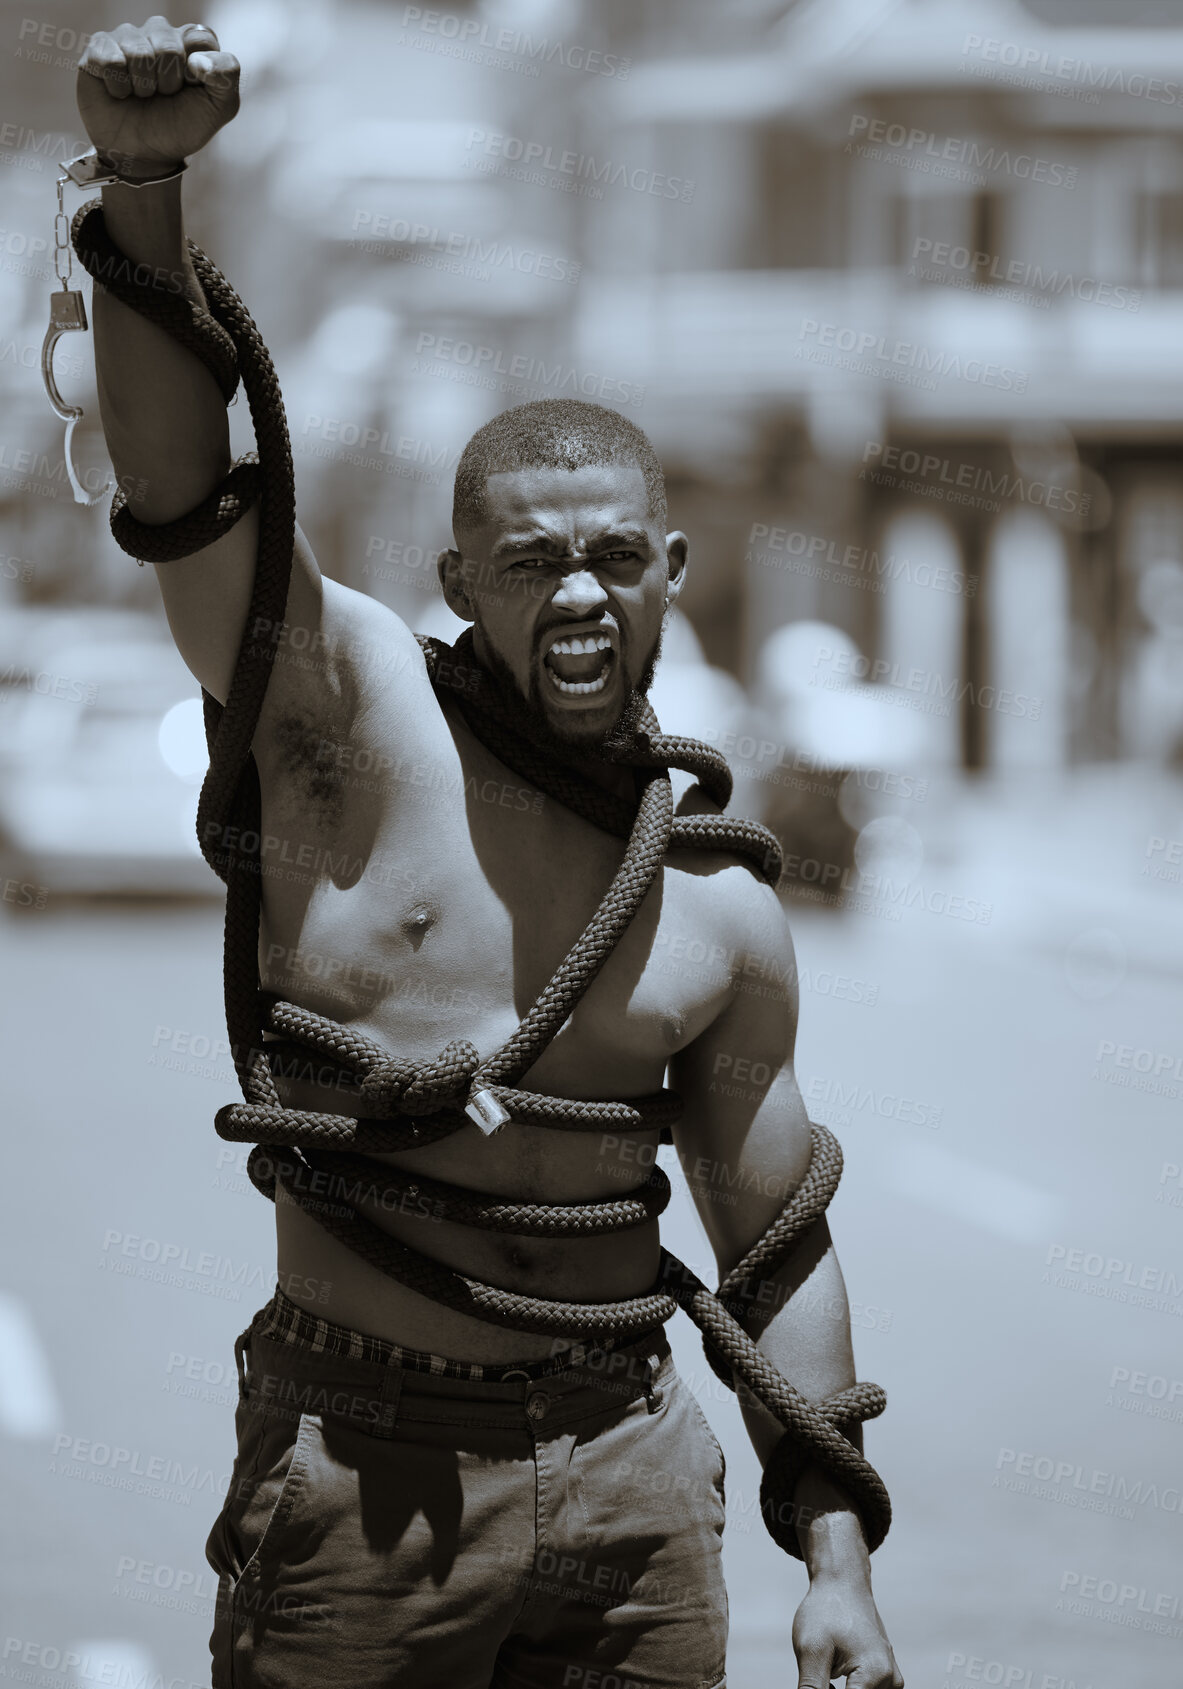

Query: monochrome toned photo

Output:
[3, 4, 1180, 1686]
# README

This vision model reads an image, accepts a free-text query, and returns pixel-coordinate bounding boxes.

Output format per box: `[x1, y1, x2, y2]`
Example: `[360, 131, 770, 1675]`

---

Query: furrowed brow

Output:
[489, 532, 565, 561]
[489, 526, 651, 562]
[591, 528, 649, 551]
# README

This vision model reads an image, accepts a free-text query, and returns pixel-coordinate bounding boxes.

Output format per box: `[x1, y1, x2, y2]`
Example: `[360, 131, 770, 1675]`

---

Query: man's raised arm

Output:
[668, 875, 903, 1689]
[73, 16, 378, 711]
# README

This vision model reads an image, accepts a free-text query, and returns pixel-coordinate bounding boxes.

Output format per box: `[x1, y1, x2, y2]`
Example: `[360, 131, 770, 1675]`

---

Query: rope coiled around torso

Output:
[73, 198, 891, 1557]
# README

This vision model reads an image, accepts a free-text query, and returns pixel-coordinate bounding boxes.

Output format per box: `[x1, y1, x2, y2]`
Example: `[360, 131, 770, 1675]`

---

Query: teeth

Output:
[548, 670, 610, 695]
[548, 633, 612, 656]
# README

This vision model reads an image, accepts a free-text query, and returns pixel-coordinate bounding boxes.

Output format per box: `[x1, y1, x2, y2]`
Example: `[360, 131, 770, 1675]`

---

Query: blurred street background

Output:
[3, 0, 1183, 1683]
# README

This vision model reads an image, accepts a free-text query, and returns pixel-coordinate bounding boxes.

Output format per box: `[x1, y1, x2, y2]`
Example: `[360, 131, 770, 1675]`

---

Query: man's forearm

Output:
[92, 176, 232, 522]
[731, 1223, 873, 1580]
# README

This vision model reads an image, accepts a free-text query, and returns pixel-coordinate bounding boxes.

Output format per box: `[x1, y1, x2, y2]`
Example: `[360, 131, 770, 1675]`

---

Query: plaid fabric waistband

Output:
[255, 1288, 651, 1383]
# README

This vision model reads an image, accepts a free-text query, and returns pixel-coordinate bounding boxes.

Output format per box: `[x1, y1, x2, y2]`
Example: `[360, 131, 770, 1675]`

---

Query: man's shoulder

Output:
[666, 826, 789, 963]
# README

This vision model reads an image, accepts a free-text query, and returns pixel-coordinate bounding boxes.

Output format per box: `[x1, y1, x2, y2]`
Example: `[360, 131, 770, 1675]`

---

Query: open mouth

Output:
[542, 630, 617, 698]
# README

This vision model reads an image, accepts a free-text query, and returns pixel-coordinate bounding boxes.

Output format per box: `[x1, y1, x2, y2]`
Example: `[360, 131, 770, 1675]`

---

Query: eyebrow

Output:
[490, 528, 650, 561]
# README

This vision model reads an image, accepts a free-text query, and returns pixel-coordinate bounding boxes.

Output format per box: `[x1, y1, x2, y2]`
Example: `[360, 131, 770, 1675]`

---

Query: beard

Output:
[473, 620, 665, 765]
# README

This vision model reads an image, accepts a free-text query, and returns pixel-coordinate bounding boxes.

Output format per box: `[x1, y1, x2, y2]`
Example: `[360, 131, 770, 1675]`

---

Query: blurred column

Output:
[984, 508, 1070, 769]
[877, 508, 965, 766]
[1116, 476, 1183, 762]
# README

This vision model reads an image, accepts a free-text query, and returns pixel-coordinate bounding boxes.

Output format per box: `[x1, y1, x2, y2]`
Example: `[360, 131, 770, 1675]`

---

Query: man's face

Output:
[442, 461, 687, 750]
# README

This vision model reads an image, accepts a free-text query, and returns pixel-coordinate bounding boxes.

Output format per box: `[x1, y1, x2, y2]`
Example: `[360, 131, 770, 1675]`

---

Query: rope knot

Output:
[359, 1038, 481, 1115]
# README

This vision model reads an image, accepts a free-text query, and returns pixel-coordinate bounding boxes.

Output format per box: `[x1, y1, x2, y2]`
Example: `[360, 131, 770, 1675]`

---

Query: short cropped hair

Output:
[452, 398, 667, 535]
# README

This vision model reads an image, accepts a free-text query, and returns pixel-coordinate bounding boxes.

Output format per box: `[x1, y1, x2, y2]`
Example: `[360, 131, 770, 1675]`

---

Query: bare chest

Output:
[253, 689, 735, 1125]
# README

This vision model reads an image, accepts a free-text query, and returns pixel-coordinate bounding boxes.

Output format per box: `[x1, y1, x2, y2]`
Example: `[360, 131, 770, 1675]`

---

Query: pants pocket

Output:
[683, 1381, 727, 1488]
[208, 1405, 318, 1588]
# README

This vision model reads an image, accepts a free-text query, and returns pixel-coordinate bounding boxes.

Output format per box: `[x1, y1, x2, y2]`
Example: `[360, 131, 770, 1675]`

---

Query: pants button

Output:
[526, 1390, 548, 1421]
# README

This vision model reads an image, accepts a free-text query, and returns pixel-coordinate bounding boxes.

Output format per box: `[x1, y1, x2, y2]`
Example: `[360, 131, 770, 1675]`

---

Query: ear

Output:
[438, 548, 475, 622]
[664, 531, 688, 607]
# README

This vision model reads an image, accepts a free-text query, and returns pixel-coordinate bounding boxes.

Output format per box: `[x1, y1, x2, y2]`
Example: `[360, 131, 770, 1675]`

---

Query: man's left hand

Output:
[792, 1573, 904, 1688]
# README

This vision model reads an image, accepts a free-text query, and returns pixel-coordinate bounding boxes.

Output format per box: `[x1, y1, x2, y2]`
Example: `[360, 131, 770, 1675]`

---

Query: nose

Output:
[551, 566, 608, 617]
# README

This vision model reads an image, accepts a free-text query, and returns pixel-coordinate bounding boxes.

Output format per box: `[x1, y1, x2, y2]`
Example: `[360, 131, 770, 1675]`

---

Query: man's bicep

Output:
[669, 900, 813, 1271]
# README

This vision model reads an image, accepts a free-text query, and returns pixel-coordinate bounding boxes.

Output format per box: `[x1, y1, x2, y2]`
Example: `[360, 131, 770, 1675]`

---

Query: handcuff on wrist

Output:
[42, 145, 187, 505]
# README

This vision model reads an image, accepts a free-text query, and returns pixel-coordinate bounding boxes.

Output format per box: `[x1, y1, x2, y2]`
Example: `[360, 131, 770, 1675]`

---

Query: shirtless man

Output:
[76, 19, 902, 1689]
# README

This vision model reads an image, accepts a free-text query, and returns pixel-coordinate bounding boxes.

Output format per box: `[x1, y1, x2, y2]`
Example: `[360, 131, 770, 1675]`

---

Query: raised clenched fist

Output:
[76, 16, 239, 174]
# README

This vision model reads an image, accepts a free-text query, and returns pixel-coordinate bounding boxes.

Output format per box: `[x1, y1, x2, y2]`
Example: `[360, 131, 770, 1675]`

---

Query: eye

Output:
[599, 550, 639, 563]
[513, 558, 553, 572]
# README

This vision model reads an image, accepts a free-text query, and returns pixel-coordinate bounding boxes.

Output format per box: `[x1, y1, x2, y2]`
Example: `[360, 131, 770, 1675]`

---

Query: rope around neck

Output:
[72, 199, 891, 1558]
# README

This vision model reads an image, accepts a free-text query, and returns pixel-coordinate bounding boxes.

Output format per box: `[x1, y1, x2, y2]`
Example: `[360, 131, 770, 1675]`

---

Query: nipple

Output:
[403, 904, 436, 951]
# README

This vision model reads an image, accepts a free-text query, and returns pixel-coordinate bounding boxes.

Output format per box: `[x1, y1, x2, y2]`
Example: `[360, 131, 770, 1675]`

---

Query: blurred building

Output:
[572, 0, 1183, 775]
[4, 0, 1183, 896]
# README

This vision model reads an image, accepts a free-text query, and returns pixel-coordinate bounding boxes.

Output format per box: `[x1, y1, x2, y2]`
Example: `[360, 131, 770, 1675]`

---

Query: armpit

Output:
[269, 711, 349, 826]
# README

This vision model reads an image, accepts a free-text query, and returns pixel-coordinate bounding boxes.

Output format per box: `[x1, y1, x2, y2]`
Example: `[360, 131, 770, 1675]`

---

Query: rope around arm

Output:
[72, 198, 892, 1559]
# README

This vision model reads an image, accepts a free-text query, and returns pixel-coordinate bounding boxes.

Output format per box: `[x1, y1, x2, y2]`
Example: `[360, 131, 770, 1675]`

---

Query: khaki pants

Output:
[206, 1313, 729, 1688]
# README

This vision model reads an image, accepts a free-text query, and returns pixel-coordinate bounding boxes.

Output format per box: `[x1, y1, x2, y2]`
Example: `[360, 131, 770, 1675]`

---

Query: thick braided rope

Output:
[79, 209, 889, 1555]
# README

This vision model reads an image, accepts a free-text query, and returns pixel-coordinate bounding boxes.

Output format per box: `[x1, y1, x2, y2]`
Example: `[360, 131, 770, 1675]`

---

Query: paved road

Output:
[2, 773, 1181, 1687]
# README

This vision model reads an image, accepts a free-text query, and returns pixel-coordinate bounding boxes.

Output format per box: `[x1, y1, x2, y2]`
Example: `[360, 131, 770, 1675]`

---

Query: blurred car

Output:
[0, 606, 218, 899]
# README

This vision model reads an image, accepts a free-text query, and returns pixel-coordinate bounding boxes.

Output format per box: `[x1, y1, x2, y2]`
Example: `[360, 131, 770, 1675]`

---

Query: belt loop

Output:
[374, 1364, 404, 1438]
[642, 1354, 659, 1412]
[234, 1324, 252, 1401]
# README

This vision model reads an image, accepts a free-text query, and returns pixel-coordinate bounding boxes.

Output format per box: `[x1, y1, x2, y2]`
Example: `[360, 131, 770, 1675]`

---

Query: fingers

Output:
[143, 14, 187, 95]
[79, 30, 132, 99]
[183, 48, 240, 101]
[112, 23, 156, 98]
[77, 17, 227, 100]
[845, 1660, 902, 1689]
[180, 20, 221, 60]
[796, 1643, 835, 1689]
